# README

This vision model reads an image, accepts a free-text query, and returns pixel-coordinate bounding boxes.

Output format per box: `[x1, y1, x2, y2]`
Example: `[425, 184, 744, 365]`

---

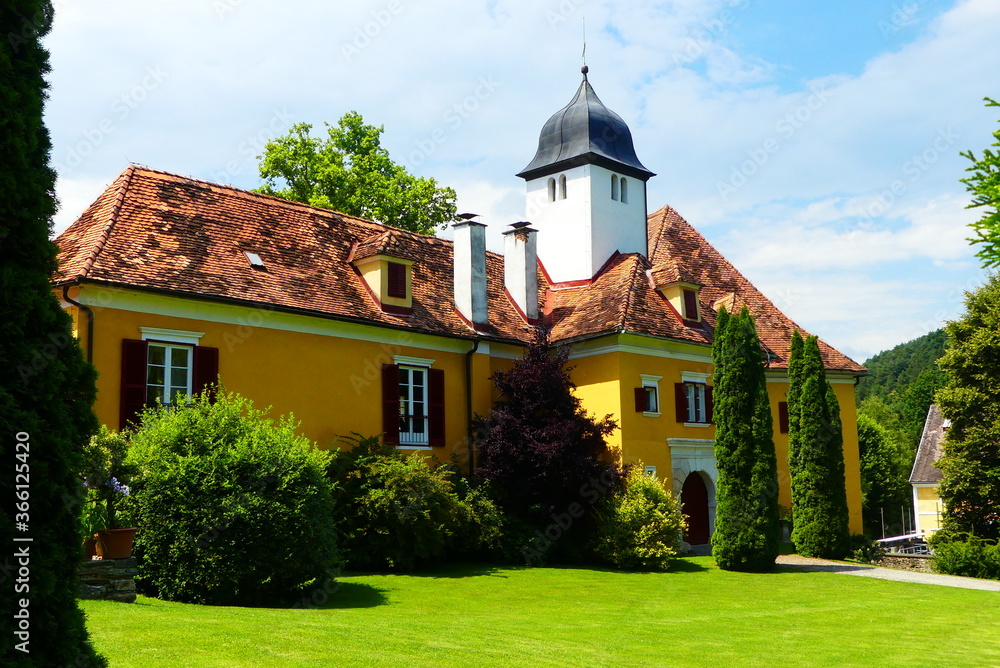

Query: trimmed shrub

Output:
[328, 434, 502, 570]
[850, 534, 886, 564]
[592, 466, 686, 571]
[126, 391, 339, 606]
[930, 532, 1000, 580]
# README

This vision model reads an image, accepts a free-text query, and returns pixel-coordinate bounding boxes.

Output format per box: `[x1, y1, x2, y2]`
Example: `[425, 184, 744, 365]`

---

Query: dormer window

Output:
[351, 232, 415, 315]
[649, 262, 703, 326]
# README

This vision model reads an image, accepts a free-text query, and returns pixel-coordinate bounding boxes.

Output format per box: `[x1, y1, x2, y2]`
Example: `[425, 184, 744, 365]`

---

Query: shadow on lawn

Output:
[322, 582, 390, 609]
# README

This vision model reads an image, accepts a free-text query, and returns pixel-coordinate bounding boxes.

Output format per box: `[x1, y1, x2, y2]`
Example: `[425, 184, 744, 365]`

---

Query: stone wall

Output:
[79, 558, 137, 603]
[876, 554, 934, 573]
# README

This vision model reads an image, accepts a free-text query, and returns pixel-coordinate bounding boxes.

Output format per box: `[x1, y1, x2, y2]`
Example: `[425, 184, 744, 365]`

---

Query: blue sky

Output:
[43, 0, 997, 363]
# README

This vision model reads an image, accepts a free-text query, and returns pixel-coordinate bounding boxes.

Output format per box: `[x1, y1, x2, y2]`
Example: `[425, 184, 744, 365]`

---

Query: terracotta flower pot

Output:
[94, 527, 137, 559]
[83, 537, 99, 560]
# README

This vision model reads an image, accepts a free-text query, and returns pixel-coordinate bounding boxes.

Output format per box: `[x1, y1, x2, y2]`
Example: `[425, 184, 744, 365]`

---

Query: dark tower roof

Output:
[517, 68, 655, 182]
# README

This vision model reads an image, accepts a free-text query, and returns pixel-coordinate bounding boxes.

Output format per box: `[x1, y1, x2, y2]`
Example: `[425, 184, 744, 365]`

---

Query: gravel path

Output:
[775, 554, 1000, 592]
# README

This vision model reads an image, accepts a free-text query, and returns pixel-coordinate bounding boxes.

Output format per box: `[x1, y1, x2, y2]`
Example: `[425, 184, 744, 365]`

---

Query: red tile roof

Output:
[55, 166, 533, 343]
[54, 166, 863, 373]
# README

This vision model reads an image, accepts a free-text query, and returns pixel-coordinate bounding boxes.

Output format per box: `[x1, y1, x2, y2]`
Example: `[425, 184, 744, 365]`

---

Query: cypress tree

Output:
[711, 307, 780, 571]
[1, 2, 105, 664]
[787, 335, 851, 558]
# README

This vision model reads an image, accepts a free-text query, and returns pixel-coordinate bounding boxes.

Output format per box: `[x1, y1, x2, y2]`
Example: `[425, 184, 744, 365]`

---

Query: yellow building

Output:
[910, 404, 947, 535]
[54, 69, 865, 541]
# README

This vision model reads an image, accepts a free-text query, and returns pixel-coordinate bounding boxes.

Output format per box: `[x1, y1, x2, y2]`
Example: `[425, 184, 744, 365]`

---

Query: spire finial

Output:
[581, 17, 588, 78]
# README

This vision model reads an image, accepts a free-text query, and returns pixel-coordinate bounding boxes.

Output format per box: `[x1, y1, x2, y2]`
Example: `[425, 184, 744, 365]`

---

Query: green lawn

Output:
[82, 558, 1000, 667]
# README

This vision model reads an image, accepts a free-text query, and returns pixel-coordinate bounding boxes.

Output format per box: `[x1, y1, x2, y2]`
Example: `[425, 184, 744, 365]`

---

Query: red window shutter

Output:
[779, 401, 789, 434]
[683, 289, 698, 320]
[675, 383, 688, 423]
[386, 262, 407, 299]
[428, 368, 445, 447]
[193, 346, 219, 399]
[382, 364, 400, 445]
[706, 386, 714, 423]
[634, 387, 648, 412]
[119, 339, 149, 431]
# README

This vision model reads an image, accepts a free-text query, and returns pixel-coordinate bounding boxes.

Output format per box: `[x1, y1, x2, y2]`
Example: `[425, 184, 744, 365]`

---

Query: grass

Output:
[82, 557, 1000, 667]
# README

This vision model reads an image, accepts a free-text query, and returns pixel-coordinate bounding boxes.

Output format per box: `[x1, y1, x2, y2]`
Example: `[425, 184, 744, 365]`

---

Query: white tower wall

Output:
[526, 163, 648, 284]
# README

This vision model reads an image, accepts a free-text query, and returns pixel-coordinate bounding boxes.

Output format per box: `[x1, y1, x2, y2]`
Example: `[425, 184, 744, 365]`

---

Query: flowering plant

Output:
[80, 426, 134, 530]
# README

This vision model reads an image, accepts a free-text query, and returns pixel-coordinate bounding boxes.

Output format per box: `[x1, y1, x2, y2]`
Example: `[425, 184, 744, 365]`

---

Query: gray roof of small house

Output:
[910, 404, 947, 485]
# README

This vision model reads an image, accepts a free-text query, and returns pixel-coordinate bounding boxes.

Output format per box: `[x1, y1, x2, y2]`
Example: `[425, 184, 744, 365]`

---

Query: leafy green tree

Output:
[857, 413, 911, 536]
[256, 112, 457, 234]
[936, 273, 1000, 540]
[962, 98, 1000, 267]
[0, 2, 105, 663]
[788, 334, 851, 558]
[711, 307, 780, 571]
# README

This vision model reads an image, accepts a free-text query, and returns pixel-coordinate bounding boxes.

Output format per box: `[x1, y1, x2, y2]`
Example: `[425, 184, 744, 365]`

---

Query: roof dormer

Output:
[649, 261, 703, 325]
[351, 231, 415, 315]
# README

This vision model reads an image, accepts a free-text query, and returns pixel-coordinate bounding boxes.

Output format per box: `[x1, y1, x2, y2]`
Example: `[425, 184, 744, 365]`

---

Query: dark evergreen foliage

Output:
[852, 330, 947, 535]
[788, 335, 851, 559]
[710, 307, 780, 571]
[474, 331, 621, 561]
[856, 329, 947, 404]
[857, 414, 911, 536]
[1, 2, 105, 663]
[936, 273, 1000, 540]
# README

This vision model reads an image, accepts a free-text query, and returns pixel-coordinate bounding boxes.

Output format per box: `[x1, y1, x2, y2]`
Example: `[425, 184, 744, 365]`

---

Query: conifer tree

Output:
[787, 335, 851, 558]
[711, 307, 780, 571]
[1, 2, 105, 663]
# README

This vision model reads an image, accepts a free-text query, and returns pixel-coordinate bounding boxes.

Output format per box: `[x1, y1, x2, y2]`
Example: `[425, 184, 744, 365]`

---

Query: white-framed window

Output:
[685, 382, 708, 423]
[146, 343, 193, 405]
[644, 465, 657, 478]
[398, 365, 429, 446]
[639, 374, 662, 417]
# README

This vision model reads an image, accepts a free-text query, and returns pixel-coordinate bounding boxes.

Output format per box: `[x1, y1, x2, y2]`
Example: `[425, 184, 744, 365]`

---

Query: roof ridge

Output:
[647, 206, 668, 266]
[77, 164, 136, 279]
[127, 165, 451, 243]
[617, 254, 645, 330]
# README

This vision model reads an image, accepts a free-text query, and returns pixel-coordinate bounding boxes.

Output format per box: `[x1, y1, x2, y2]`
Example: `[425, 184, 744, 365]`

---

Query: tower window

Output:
[620, 178, 628, 204]
[547, 177, 556, 203]
[611, 174, 619, 201]
[558, 174, 567, 200]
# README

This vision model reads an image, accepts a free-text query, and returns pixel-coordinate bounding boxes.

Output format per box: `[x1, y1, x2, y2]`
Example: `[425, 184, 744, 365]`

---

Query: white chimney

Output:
[503, 222, 538, 320]
[453, 217, 488, 327]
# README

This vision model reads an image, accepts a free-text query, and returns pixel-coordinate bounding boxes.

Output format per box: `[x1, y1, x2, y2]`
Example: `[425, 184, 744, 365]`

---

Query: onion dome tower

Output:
[517, 65, 654, 283]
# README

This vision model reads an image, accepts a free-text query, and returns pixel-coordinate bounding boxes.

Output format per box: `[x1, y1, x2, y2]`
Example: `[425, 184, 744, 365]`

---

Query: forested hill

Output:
[856, 329, 947, 403]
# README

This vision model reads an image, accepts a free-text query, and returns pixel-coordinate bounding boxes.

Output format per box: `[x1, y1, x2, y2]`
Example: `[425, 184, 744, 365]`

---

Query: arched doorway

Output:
[681, 472, 711, 545]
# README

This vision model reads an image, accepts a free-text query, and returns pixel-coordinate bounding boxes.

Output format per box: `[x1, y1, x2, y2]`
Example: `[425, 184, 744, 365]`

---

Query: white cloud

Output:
[42, 0, 1000, 361]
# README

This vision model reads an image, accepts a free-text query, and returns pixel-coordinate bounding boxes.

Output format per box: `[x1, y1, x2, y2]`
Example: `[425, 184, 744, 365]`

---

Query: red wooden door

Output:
[682, 472, 710, 545]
